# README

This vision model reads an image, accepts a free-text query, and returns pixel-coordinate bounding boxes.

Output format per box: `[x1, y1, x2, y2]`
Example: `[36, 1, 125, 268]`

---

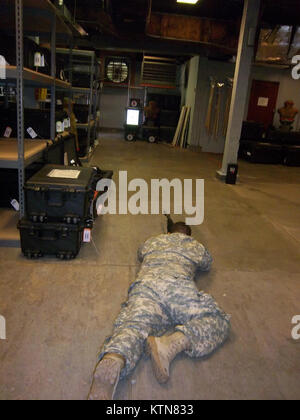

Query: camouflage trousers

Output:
[99, 279, 231, 379]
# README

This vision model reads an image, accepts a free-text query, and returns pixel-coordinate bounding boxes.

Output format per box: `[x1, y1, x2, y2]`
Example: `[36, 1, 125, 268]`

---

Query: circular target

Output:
[148, 136, 156, 143]
[131, 100, 138, 107]
[126, 134, 134, 142]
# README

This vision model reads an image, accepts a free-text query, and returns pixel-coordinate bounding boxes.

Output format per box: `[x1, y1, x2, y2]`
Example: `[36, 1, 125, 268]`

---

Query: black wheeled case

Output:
[283, 145, 300, 166]
[239, 140, 283, 164]
[18, 219, 84, 260]
[24, 165, 95, 224]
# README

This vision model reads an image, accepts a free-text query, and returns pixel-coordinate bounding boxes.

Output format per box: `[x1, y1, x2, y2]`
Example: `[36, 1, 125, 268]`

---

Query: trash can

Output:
[226, 164, 238, 185]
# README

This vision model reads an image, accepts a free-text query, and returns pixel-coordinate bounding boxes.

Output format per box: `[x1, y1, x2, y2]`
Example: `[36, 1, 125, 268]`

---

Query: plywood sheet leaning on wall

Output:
[180, 107, 191, 149]
[172, 106, 187, 147]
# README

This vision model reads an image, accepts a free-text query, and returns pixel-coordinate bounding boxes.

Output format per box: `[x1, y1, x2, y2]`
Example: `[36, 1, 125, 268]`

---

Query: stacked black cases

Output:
[24, 165, 95, 225]
[19, 165, 96, 259]
[19, 165, 113, 259]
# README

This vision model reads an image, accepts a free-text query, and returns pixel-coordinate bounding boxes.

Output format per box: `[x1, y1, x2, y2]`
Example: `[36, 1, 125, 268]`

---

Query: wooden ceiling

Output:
[61, 0, 300, 58]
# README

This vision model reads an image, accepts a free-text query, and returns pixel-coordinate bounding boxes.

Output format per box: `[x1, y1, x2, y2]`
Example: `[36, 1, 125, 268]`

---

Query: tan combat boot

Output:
[147, 331, 191, 384]
[88, 353, 125, 400]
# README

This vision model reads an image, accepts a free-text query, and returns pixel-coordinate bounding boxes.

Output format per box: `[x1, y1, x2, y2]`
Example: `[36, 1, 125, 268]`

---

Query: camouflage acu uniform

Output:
[99, 233, 231, 378]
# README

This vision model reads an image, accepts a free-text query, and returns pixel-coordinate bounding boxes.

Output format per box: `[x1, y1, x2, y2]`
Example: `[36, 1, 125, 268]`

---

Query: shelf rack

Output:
[0, 138, 48, 169]
[0, 0, 72, 36]
[56, 48, 101, 160]
[0, 0, 79, 247]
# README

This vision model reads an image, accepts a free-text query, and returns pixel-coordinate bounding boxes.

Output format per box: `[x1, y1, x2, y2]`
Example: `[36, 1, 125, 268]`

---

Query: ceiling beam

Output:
[146, 12, 239, 53]
[75, 5, 118, 36]
[74, 34, 236, 59]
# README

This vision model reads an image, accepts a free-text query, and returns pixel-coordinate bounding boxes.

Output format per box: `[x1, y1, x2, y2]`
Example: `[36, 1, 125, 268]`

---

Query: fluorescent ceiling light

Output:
[177, 0, 199, 4]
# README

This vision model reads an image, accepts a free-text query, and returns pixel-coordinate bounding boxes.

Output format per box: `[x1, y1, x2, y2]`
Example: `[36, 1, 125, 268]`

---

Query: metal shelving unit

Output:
[4, 66, 71, 89]
[0, 0, 78, 247]
[0, 139, 48, 169]
[56, 48, 101, 160]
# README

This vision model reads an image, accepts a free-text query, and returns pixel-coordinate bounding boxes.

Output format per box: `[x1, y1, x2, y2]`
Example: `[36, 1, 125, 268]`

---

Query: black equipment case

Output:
[283, 145, 300, 166]
[24, 165, 96, 225]
[238, 140, 283, 164]
[18, 219, 84, 260]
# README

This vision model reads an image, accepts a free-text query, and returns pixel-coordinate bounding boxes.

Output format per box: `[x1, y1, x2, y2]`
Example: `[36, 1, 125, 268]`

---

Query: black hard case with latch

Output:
[18, 219, 84, 260]
[24, 165, 95, 225]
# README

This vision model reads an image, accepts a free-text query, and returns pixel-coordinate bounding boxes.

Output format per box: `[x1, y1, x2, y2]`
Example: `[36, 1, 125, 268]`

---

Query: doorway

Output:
[247, 80, 280, 129]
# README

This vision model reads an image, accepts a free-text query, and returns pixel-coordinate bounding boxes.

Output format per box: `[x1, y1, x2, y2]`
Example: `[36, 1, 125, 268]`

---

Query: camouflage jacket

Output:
[135, 233, 212, 285]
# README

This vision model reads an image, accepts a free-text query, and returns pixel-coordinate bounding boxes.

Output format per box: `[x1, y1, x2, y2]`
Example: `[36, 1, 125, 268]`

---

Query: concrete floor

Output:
[0, 134, 300, 400]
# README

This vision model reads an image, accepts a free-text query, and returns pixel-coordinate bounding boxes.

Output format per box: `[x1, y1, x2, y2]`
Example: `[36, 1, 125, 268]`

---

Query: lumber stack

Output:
[172, 106, 191, 148]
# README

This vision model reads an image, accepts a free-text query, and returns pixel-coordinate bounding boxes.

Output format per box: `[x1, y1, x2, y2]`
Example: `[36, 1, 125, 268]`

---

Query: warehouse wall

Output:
[99, 87, 129, 129]
[187, 57, 300, 154]
[187, 57, 235, 153]
[246, 66, 300, 130]
[99, 59, 182, 130]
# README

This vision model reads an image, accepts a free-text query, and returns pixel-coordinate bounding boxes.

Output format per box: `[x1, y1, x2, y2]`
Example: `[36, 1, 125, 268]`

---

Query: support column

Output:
[216, 0, 261, 179]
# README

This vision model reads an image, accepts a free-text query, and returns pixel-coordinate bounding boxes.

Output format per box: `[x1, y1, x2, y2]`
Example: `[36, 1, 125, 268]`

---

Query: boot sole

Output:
[146, 336, 169, 384]
[88, 361, 121, 400]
